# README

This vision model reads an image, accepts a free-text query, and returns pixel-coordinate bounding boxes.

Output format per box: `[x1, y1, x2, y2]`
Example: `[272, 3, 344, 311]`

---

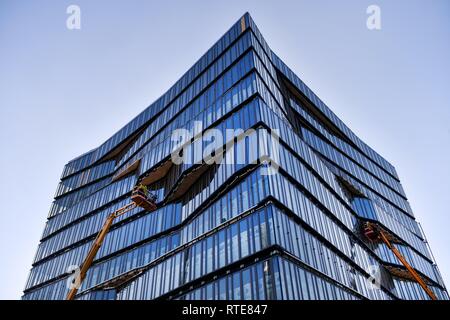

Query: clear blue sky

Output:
[0, 0, 449, 300]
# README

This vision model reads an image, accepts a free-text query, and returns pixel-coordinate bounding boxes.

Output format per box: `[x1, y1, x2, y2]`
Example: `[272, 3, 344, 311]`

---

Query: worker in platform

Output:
[136, 183, 148, 197]
[134, 183, 158, 204]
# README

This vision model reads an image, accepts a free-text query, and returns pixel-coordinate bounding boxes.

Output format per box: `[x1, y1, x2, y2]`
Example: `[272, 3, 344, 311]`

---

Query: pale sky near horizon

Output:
[0, 0, 449, 300]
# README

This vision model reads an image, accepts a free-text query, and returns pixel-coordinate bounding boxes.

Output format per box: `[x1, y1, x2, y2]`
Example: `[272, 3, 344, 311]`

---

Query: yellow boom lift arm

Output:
[66, 186, 156, 300]
[364, 222, 437, 300]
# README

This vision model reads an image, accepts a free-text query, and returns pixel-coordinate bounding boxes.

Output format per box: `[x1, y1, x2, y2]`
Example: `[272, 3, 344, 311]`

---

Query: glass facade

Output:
[23, 13, 447, 300]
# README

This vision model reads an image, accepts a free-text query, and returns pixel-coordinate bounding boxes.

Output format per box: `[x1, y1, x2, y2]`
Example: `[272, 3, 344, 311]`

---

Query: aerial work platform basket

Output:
[66, 183, 158, 300]
[131, 186, 157, 211]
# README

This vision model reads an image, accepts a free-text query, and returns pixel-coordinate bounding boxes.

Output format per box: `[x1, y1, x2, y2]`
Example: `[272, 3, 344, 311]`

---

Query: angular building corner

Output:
[23, 13, 448, 300]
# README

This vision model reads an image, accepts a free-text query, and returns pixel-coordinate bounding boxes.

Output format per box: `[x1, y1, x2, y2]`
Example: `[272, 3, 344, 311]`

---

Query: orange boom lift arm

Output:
[66, 186, 156, 300]
[364, 222, 437, 300]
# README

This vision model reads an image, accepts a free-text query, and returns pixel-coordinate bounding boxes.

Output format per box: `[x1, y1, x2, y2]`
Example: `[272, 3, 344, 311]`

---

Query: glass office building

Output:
[23, 13, 448, 300]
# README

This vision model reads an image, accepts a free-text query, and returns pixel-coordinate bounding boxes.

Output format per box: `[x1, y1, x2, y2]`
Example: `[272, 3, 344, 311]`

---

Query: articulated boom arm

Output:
[365, 222, 437, 300]
[378, 230, 437, 300]
[66, 202, 137, 300]
[66, 186, 157, 300]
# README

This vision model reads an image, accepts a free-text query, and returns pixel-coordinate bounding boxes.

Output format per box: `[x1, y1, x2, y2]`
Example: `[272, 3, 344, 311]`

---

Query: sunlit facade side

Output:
[23, 13, 448, 300]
